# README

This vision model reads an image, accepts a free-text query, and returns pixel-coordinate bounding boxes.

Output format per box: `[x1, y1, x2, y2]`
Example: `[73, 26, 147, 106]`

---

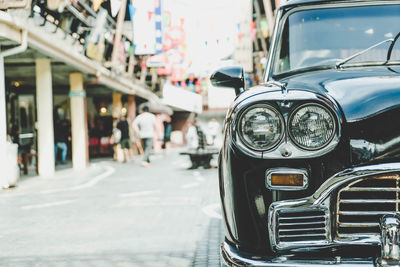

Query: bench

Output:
[180, 148, 219, 169]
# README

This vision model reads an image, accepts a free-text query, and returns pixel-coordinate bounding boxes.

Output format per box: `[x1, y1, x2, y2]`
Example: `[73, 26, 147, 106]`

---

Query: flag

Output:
[110, 0, 122, 17]
[128, 3, 136, 19]
[93, 0, 103, 12]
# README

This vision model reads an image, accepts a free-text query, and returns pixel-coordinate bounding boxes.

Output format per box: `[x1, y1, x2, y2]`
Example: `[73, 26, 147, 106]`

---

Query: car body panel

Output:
[215, 0, 400, 265]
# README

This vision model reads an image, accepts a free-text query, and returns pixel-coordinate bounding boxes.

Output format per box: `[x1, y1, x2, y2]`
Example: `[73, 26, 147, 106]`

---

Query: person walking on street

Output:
[207, 118, 220, 146]
[111, 118, 122, 162]
[54, 119, 70, 164]
[134, 105, 156, 167]
[117, 115, 131, 163]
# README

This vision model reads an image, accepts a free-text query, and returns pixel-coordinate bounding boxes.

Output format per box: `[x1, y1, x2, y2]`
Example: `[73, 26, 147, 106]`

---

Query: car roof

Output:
[280, 0, 385, 9]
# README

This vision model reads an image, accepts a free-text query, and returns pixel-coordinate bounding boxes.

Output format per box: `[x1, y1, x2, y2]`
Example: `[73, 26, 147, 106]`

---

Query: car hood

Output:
[279, 66, 400, 122]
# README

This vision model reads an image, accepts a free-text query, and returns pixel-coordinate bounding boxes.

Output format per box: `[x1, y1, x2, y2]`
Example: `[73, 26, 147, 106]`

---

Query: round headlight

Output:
[289, 104, 336, 150]
[239, 104, 284, 151]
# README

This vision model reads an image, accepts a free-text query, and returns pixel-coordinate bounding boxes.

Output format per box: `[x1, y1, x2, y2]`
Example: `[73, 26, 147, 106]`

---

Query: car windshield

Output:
[273, 4, 400, 75]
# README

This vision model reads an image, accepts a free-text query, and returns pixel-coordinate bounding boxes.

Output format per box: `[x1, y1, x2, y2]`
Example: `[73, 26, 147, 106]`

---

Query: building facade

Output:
[0, 1, 166, 186]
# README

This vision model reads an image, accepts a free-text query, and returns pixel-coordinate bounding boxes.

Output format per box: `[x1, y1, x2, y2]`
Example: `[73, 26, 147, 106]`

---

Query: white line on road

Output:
[195, 176, 205, 182]
[202, 203, 222, 219]
[21, 200, 75, 210]
[181, 182, 200, 189]
[40, 165, 115, 194]
[119, 190, 160, 198]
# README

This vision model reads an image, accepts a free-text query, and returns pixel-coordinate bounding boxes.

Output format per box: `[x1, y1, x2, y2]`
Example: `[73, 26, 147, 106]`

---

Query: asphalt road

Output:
[0, 150, 223, 267]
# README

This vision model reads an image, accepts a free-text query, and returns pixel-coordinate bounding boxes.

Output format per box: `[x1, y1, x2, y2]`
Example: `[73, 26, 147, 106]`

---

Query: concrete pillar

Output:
[112, 92, 122, 118]
[254, 0, 268, 57]
[69, 72, 88, 170]
[263, 0, 275, 37]
[127, 95, 136, 123]
[0, 56, 8, 187]
[35, 58, 55, 177]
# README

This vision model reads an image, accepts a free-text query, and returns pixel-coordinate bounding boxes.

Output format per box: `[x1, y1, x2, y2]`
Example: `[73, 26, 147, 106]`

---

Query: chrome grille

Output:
[337, 173, 400, 237]
[276, 209, 328, 243]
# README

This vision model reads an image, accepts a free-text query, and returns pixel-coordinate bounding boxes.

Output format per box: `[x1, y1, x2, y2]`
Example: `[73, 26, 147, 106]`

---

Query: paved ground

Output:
[0, 149, 223, 266]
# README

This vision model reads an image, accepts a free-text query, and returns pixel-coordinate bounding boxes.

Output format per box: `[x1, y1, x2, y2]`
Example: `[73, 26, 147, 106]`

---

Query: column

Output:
[263, 0, 275, 37]
[127, 95, 136, 122]
[112, 92, 122, 118]
[0, 56, 8, 187]
[35, 58, 55, 176]
[69, 72, 88, 170]
[254, 0, 268, 58]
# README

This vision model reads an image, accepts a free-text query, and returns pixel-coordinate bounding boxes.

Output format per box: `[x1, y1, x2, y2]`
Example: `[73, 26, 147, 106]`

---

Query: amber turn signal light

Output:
[266, 168, 308, 190]
[271, 173, 304, 186]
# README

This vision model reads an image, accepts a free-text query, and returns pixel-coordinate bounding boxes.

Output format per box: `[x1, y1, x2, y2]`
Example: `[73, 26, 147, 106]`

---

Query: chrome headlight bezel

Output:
[229, 89, 342, 159]
[237, 103, 285, 152]
[288, 103, 337, 151]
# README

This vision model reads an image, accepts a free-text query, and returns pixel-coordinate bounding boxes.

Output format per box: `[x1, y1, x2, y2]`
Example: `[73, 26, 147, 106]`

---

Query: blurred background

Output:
[0, 0, 283, 266]
[0, 0, 284, 178]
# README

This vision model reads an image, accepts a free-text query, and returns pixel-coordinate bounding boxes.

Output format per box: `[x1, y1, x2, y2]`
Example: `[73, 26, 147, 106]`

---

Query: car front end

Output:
[212, 0, 400, 266]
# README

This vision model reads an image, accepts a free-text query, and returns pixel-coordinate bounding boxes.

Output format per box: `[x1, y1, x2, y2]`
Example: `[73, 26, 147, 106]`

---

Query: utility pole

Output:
[253, 0, 268, 57]
[111, 0, 127, 72]
[262, 0, 275, 37]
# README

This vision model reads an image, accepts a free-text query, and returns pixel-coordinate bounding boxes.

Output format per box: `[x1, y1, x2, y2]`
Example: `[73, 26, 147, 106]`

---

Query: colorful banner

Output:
[110, 0, 122, 17]
[132, 0, 157, 55]
[154, 0, 162, 54]
[86, 9, 107, 61]
[92, 0, 103, 12]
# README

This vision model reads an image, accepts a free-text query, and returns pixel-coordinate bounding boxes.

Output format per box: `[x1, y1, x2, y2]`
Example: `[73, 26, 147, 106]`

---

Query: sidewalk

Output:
[6, 148, 181, 194]
[0, 148, 223, 266]
[2, 158, 116, 195]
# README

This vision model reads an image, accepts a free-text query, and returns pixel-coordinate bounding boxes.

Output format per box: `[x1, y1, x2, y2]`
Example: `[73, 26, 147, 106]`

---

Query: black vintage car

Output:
[211, 0, 400, 266]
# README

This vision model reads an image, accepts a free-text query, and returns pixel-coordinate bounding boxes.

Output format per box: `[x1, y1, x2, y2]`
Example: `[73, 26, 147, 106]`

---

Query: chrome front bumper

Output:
[222, 163, 400, 267]
[221, 242, 375, 267]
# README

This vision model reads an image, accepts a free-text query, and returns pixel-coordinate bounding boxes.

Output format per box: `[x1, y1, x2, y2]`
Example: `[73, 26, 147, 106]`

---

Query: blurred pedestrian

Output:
[207, 118, 220, 146]
[111, 118, 122, 162]
[186, 118, 207, 169]
[117, 115, 131, 163]
[161, 114, 172, 151]
[134, 105, 156, 167]
[186, 118, 206, 150]
[54, 119, 70, 164]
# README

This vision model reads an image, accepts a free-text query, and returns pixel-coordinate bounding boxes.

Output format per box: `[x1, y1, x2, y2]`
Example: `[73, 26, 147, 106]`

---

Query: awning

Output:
[138, 101, 173, 115]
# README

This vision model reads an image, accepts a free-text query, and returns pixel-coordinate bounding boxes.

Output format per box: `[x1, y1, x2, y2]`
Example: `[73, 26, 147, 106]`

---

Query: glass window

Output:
[273, 5, 400, 74]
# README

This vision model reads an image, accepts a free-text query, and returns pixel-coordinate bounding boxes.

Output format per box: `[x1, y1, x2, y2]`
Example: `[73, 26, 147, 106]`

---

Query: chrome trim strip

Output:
[280, 221, 324, 226]
[279, 215, 326, 220]
[264, 9, 282, 83]
[377, 214, 400, 266]
[344, 187, 400, 192]
[339, 223, 379, 227]
[221, 242, 375, 267]
[279, 233, 325, 238]
[313, 163, 400, 203]
[269, 163, 400, 252]
[339, 211, 390, 216]
[266, 168, 309, 191]
[340, 199, 400, 203]
[336, 173, 400, 237]
[280, 227, 323, 232]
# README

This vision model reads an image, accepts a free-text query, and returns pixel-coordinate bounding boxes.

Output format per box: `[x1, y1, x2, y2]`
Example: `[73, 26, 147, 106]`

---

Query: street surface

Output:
[0, 150, 223, 267]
